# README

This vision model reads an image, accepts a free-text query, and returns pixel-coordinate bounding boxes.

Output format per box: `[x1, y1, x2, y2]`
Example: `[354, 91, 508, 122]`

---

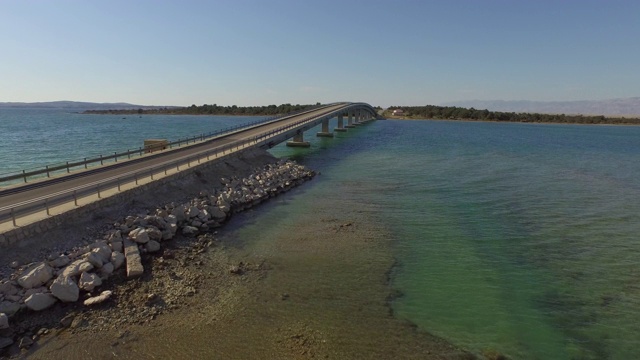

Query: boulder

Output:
[61, 259, 94, 277]
[83, 290, 113, 306]
[145, 215, 167, 230]
[171, 205, 187, 223]
[24, 287, 47, 296]
[0, 302, 20, 316]
[129, 227, 149, 244]
[110, 240, 123, 253]
[124, 238, 144, 278]
[99, 262, 114, 278]
[182, 226, 199, 236]
[0, 313, 8, 329]
[161, 229, 174, 241]
[0, 282, 18, 296]
[78, 272, 102, 292]
[111, 251, 125, 270]
[90, 241, 112, 264]
[48, 255, 71, 268]
[107, 230, 122, 243]
[145, 240, 161, 253]
[187, 206, 200, 218]
[146, 227, 163, 241]
[166, 214, 178, 225]
[17, 262, 54, 289]
[85, 252, 103, 269]
[210, 207, 227, 221]
[50, 275, 79, 302]
[25, 293, 57, 311]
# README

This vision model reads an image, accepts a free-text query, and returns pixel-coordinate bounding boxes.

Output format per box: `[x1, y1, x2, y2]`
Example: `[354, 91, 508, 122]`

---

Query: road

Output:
[0, 103, 351, 213]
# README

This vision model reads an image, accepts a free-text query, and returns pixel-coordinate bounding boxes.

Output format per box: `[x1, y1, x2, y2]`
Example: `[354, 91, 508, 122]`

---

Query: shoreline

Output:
[0, 150, 478, 359]
[385, 114, 640, 126]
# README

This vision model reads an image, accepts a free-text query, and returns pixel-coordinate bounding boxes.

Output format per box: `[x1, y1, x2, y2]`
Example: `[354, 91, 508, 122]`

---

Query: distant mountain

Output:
[0, 101, 174, 111]
[441, 97, 640, 116]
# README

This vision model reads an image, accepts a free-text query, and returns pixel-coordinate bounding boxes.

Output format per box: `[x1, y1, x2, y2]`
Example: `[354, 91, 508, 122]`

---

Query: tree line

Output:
[84, 103, 320, 116]
[385, 105, 640, 125]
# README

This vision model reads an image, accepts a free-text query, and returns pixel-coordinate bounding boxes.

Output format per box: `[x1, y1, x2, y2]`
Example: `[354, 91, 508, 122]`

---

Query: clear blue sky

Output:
[1, 0, 638, 107]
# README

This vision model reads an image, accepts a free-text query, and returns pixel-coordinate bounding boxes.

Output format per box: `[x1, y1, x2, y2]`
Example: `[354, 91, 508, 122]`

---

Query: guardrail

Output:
[0, 105, 325, 186]
[0, 104, 365, 227]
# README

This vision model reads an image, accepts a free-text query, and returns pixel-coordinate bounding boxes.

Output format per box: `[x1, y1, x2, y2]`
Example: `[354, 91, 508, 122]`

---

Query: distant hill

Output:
[0, 101, 174, 111]
[441, 97, 640, 116]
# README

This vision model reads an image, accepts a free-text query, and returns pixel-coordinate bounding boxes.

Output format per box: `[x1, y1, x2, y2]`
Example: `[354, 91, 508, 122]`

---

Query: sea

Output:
[2, 108, 640, 359]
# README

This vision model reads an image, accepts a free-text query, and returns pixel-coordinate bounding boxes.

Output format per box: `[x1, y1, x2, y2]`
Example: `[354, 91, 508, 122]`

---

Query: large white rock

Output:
[25, 293, 57, 311]
[111, 251, 125, 270]
[85, 252, 103, 269]
[83, 290, 113, 306]
[129, 227, 149, 244]
[90, 241, 112, 264]
[62, 259, 94, 277]
[78, 272, 102, 292]
[146, 227, 163, 241]
[0, 313, 8, 329]
[50, 275, 80, 302]
[17, 262, 54, 289]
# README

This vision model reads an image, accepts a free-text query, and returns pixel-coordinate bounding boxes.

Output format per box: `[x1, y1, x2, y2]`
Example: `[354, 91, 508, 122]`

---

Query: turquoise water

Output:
[3, 109, 640, 358]
[269, 120, 640, 359]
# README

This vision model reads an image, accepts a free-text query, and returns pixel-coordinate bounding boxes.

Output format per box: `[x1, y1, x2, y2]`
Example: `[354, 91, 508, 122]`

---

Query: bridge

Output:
[0, 102, 380, 236]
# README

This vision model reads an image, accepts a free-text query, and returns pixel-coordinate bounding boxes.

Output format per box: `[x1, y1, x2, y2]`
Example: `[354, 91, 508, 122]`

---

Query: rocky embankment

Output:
[0, 159, 315, 357]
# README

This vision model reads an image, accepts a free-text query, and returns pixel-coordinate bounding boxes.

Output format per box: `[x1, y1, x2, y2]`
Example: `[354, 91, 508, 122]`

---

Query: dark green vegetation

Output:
[84, 103, 319, 116]
[385, 105, 640, 125]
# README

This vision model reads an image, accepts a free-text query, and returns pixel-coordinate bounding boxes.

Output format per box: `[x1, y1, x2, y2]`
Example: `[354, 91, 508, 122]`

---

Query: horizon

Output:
[1, 0, 639, 107]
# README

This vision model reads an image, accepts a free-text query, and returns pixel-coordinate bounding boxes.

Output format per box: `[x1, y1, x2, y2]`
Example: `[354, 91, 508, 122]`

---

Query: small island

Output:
[384, 105, 640, 125]
[84, 103, 320, 116]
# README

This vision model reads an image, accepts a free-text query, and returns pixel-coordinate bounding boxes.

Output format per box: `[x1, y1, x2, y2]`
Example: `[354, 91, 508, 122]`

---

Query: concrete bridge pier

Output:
[286, 131, 311, 147]
[335, 114, 347, 132]
[316, 117, 334, 137]
[354, 110, 363, 125]
[345, 111, 356, 128]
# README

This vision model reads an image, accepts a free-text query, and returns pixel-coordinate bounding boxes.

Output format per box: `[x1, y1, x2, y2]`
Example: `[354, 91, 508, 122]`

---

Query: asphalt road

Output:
[0, 103, 351, 211]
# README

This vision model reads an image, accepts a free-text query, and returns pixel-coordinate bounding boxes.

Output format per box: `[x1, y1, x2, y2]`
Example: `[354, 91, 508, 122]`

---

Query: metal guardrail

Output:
[0, 103, 374, 227]
[0, 105, 326, 186]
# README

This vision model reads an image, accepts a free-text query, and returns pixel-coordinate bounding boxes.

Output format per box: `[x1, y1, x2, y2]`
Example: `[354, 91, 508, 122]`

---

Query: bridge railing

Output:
[0, 104, 357, 227]
[0, 105, 325, 187]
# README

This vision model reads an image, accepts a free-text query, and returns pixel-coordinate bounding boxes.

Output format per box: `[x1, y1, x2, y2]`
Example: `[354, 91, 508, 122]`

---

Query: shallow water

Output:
[269, 119, 640, 359]
[4, 109, 640, 358]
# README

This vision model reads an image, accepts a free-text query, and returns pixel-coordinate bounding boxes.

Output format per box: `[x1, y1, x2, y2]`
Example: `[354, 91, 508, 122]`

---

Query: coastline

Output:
[384, 114, 640, 126]
[0, 149, 476, 359]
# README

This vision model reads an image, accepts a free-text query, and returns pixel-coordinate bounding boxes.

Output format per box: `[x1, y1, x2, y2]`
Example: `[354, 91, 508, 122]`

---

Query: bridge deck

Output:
[0, 103, 370, 230]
